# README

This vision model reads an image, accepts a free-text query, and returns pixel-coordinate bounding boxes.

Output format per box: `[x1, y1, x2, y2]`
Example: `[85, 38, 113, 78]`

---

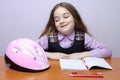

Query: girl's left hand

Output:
[69, 52, 91, 59]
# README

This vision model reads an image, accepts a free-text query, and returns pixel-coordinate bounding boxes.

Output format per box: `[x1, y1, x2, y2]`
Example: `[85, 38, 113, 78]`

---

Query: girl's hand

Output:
[69, 52, 91, 59]
[46, 52, 70, 60]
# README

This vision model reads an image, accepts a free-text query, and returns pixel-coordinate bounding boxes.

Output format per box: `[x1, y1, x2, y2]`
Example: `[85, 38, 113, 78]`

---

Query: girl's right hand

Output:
[45, 52, 70, 60]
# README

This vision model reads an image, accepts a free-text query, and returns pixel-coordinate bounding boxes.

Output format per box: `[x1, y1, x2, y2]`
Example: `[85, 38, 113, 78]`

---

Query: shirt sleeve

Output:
[36, 35, 48, 50]
[84, 33, 112, 58]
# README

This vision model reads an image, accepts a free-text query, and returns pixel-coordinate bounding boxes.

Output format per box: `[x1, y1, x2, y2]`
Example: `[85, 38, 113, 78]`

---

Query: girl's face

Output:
[54, 7, 75, 35]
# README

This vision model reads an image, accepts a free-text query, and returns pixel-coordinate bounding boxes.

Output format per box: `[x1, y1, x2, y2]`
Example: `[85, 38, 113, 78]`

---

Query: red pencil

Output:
[69, 72, 103, 78]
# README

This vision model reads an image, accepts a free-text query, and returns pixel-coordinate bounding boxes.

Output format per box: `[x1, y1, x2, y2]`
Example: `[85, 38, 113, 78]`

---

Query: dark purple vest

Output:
[46, 31, 85, 54]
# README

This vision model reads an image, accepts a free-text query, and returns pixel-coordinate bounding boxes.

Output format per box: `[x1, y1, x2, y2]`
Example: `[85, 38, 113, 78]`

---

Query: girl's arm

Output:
[36, 35, 69, 60]
[84, 33, 112, 58]
[69, 33, 112, 59]
[69, 51, 92, 59]
[45, 52, 69, 60]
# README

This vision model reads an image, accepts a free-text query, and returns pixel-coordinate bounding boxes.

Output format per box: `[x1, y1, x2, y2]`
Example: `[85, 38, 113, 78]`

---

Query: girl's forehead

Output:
[54, 7, 70, 16]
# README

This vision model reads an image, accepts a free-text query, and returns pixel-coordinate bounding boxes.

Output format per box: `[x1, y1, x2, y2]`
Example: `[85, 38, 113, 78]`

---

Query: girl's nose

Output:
[59, 18, 64, 24]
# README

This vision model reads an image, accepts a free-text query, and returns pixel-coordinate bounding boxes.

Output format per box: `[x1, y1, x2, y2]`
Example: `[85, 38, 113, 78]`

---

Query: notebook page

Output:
[59, 59, 87, 70]
[83, 57, 112, 69]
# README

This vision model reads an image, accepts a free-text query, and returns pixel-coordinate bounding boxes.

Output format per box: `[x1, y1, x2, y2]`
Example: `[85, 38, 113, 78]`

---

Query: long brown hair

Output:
[39, 2, 88, 38]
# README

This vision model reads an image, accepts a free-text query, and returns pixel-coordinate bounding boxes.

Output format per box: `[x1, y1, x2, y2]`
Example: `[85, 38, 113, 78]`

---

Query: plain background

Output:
[0, 0, 120, 57]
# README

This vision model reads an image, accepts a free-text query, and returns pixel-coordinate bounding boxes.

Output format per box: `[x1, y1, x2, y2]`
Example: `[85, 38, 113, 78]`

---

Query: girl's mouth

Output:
[60, 24, 68, 28]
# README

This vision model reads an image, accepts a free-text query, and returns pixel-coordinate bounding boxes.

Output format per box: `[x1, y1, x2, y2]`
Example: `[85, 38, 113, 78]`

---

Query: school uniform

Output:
[47, 31, 85, 54]
[36, 31, 112, 58]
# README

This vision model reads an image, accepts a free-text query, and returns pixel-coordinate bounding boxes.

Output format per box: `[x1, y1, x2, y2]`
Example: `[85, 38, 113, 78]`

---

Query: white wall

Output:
[0, 0, 120, 57]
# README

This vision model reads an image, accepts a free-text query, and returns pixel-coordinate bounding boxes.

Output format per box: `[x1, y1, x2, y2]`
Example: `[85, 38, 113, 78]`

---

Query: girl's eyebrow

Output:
[54, 12, 70, 18]
[63, 12, 70, 15]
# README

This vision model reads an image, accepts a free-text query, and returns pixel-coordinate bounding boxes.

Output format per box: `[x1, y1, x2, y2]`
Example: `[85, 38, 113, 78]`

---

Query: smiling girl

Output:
[36, 2, 112, 60]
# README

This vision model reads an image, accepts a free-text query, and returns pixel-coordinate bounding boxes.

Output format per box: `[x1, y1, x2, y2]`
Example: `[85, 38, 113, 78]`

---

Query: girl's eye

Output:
[63, 13, 70, 18]
[55, 19, 59, 22]
[54, 17, 60, 22]
[64, 15, 69, 18]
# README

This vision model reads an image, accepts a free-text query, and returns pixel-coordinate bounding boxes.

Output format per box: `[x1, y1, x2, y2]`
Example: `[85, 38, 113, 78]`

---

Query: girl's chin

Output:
[60, 31, 71, 35]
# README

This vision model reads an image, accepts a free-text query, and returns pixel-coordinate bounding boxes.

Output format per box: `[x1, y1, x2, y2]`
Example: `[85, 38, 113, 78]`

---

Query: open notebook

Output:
[59, 57, 112, 70]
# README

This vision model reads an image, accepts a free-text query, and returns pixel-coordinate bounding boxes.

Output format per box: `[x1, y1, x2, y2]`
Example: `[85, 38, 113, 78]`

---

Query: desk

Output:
[0, 56, 120, 80]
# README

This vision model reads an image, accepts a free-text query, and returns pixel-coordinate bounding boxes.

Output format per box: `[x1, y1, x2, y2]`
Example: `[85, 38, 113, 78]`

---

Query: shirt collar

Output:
[58, 31, 75, 41]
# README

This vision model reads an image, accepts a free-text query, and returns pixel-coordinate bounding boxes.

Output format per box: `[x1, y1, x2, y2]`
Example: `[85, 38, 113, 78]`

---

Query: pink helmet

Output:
[5, 38, 50, 72]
